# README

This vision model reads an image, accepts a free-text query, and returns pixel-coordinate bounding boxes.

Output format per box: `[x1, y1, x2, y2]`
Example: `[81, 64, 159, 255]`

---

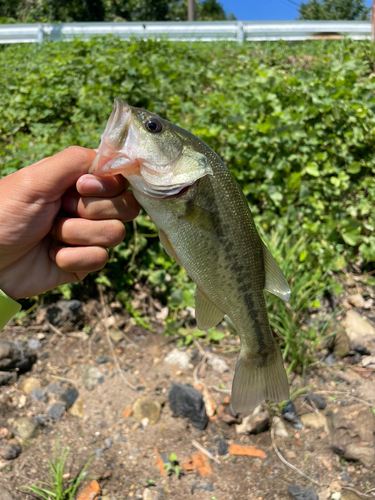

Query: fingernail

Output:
[62, 195, 78, 213]
[78, 178, 104, 194]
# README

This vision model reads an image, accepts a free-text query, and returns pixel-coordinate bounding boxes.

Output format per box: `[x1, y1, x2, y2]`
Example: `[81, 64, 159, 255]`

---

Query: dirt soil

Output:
[0, 296, 375, 500]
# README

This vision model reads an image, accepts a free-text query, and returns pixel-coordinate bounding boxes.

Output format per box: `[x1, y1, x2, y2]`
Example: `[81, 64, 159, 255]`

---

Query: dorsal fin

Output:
[262, 243, 291, 302]
[195, 288, 225, 330]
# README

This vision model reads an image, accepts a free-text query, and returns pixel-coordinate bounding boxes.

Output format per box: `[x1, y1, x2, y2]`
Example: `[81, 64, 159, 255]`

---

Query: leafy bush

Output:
[1, 37, 375, 332]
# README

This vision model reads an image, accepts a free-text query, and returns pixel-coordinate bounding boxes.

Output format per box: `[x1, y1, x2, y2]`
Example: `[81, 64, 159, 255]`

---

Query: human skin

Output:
[0, 146, 139, 300]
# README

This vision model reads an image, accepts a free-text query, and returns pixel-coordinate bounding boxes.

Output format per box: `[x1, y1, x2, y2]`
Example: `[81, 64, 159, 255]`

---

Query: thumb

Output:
[17, 147, 97, 203]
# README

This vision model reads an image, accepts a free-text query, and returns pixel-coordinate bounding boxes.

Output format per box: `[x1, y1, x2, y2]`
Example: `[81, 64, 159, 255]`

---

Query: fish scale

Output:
[90, 98, 291, 414]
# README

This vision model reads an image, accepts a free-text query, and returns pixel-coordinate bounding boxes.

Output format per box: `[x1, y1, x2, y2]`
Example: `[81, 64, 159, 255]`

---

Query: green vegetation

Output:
[1, 37, 375, 369]
[164, 453, 183, 478]
[21, 438, 94, 499]
[0, 0, 233, 24]
[298, 0, 370, 21]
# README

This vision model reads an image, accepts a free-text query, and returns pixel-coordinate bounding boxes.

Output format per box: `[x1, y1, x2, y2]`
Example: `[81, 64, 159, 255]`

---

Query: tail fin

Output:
[230, 344, 289, 414]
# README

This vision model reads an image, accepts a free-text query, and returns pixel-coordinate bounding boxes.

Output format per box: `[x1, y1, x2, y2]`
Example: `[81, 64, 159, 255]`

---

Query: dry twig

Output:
[98, 286, 136, 391]
[192, 439, 220, 464]
[342, 486, 373, 498]
[271, 427, 321, 487]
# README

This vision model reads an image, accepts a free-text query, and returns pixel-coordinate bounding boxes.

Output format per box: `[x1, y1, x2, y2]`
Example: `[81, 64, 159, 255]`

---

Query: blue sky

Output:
[220, 0, 373, 21]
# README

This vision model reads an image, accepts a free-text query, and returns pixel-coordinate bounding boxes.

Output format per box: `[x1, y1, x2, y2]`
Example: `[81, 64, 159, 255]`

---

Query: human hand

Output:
[0, 147, 139, 300]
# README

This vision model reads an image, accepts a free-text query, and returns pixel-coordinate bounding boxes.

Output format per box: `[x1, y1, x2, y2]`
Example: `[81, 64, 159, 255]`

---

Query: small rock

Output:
[27, 339, 41, 350]
[344, 310, 375, 344]
[0, 340, 36, 373]
[68, 397, 84, 418]
[235, 405, 269, 434]
[215, 438, 228, 455]
[21, 377, 41, 395]
[96, 356, 109, 365]
[132, 398, 161, 425]
[300, 412, 327, 429]
[326, 403, 375, 467]
[207, 355, 229, 374]
[0, 486, 16, 500]
[0, 372, 17, 386]
[362, 356, 375, 368]
[353, 344, 371, 356]
[95, 448, 104, 457]
[155, 307, 169, 321]
[80, 364, 104, 391]
[323, 352, 337, 366]
[143, 489, 162, 500]
[165, 349, 191, 370]
[104, 438, 112, 448]
[273, 416, 289, 438]
[109, 329, 123, 343]
[31, 388, 46, 401]
[141, 418, 149, 427]
[329, 481, 342, 493]
[46, 382, 63, 395]
[47, 402, 65, 419]
[287, 484, 319, 500]
[191, 481, 214, 493]
[285, 450, 296, 459]
[348, 294, 365, 309]
[61, 388, 79, 409]
[331, 494, 341, 500]
[13, 417, 40, 443]
[46, 300, 82, 327]
[169, 382, 208, 430]
[282, 400, 302, 429]
[0, 439, 21, 460]
[304, 393, 326, 410]
[333, 330, 351, 359]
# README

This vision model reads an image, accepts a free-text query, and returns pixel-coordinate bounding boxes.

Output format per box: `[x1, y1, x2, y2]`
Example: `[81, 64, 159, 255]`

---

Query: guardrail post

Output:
[37, 25, 44, 43]
[237, 22, 244, 44]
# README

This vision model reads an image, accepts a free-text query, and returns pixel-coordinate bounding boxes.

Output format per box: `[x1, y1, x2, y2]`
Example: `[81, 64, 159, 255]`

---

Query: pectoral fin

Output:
[180, 204, 222, 236]
[159, 229, 182, 266]
[262, 243, 291, 301]
[195, 288, 225, 330]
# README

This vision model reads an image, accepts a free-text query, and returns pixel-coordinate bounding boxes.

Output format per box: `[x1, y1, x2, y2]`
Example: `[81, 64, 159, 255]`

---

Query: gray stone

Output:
[344, 310, 375, 344]
[304, 393, 326, 410]
[169, 382, 208, 430]
[0, 440, 21, 460]
[46, 382, 63, 395]
[13, 417, 39, 443]
[288, 485, 319, 500]
[133, 398, 161, 425]
[326, 403, 375, 468]
[46, 300, 82, 327]
[80, 364, 104, 391]
[165, 349, 191, 369]
[104, 438, 112, 448]
[353, 344, 371, 355]
[0, 340, 36, 373]
[282, 400, 302, 429]
[31, 388, 46, 401]
[61, 388, 78, 409]
[215, 438, 228, 455]
[273, 416, 289, 438]
[27, 339, 41, 350]
[0, 372, 17, 386]
[95, 448, 104, 457]
[47, 403, 65, 419]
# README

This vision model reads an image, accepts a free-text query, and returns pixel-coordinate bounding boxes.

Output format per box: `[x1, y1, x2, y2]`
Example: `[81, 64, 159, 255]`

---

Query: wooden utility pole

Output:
[188, 0, 195, 21]
[372, 0, 375, 41]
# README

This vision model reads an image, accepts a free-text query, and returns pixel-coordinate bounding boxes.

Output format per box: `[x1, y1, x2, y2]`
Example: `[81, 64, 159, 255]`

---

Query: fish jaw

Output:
[89, 99, 213, 198]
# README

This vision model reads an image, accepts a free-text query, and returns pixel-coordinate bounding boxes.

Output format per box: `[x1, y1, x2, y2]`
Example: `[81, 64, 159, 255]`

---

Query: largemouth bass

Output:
[90, 98, 290, 413]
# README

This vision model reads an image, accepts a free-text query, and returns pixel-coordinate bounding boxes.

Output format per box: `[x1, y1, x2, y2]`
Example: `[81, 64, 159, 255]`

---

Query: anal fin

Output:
[195, 288, 225, 330]
[262, 243, 291, 302]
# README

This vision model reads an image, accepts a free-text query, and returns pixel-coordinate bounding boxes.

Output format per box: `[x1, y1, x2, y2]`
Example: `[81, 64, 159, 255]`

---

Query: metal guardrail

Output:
[0, 21, 372, 45]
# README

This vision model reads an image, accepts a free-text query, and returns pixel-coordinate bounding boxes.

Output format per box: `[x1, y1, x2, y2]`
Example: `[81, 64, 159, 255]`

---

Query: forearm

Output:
[0, 289, 21, 331]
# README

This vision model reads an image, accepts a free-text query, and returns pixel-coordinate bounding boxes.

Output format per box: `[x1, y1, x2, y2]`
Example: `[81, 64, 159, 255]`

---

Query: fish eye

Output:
[145, 119, 162, 134]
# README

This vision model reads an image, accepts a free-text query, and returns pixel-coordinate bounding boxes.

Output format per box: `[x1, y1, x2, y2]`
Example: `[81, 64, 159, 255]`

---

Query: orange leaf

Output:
[77, 480, 101, 500]
[153, 446, 167, 477]
[191, 452, 212, 476]
[122, 408, 133, 418]
[229, 443, 266, 458]
[223, 396, 231, 405]
[182, 457, 195, 471]
[321, 456, 332, 471]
